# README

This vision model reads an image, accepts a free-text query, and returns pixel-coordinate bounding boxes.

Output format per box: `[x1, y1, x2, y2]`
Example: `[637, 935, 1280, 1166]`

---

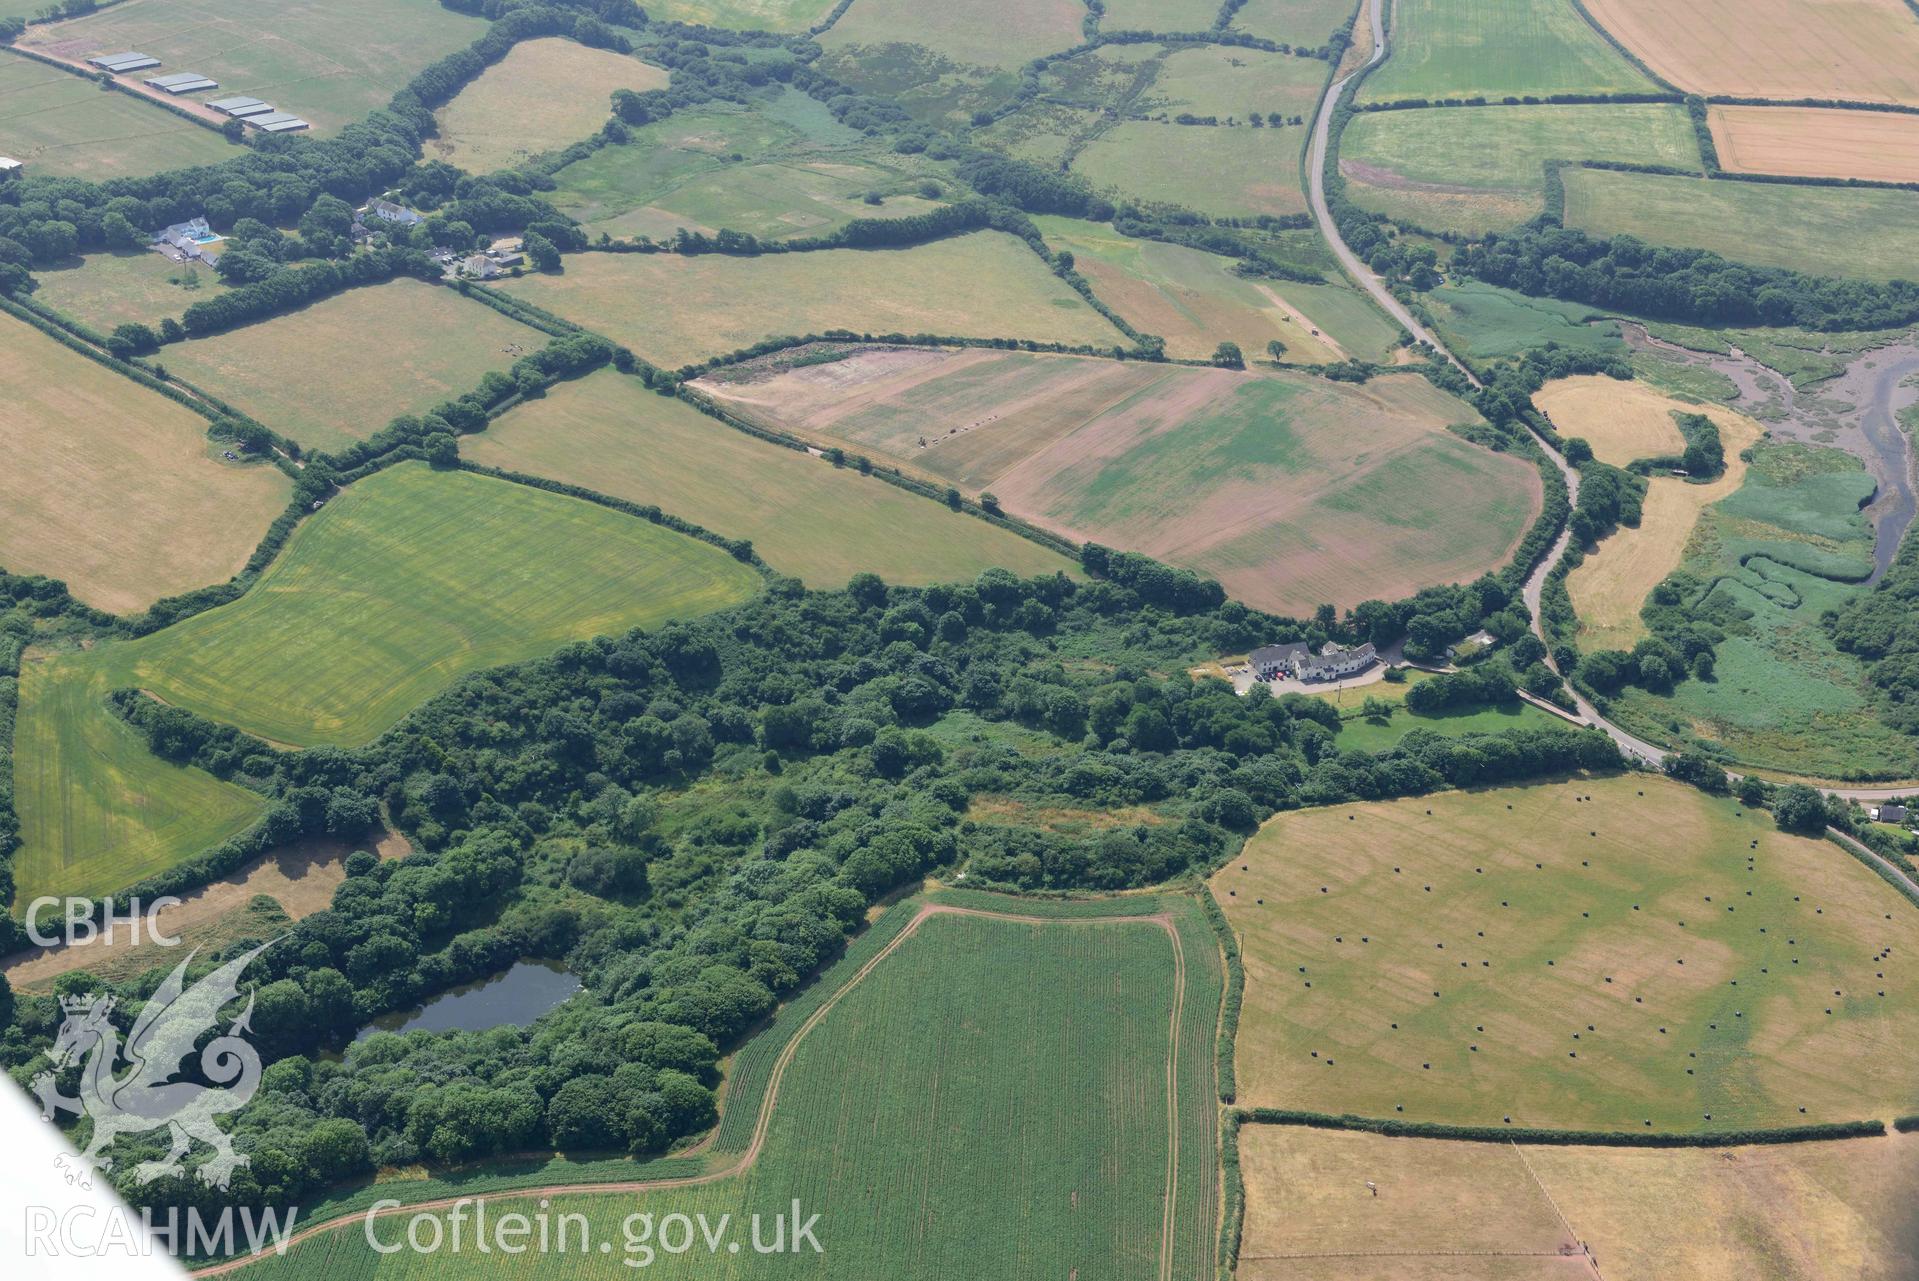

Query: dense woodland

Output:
[1, 557, 1618, 1214]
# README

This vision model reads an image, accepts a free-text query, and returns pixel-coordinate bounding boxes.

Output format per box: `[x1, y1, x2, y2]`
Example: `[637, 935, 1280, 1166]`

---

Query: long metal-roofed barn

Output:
[144, 71, 218, 93]
[88, 52, 160, 72]
[207, 96, 273, 117]
[246, 111, 310, 132]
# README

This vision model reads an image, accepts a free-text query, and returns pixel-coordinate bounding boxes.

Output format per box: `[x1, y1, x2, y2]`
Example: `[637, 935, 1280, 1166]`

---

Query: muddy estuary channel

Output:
[1625, 322, 1919, 581]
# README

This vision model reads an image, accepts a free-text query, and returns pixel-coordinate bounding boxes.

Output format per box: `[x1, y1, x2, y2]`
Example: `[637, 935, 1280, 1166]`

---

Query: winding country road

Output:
[1304, 0, 1908, 801]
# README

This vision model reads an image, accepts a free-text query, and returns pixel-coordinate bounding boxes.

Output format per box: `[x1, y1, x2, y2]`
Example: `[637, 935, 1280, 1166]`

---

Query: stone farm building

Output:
[1249, 641, 1378, 684]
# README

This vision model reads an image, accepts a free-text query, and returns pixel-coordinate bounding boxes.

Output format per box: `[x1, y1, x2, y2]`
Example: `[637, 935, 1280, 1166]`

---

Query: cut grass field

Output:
[1341, 102, 1698, 235]
[611, 0, 836, 33]
[19, 0, 485, 133]
[1145, 44, 1328, 121]
[699, 349, 1537, 615]
[221, 892, 1223, 1279]
[1231, 0, 1360, 48]
[1219, 774, 1919, 1131]
[1582, 0, 1919, 107]
[32, 250, 229, 334]
[429, 38, 668, 175]
[1035, 215, 1348, 363]
[1238, 1125, 1919, 1281]
[1606, 442, 1919, 779]
[1073, 121, 1309, 219]
[13, 464, 759, 904]
[157, 280, 549, 453]
[1563, 167, 1919, 283]
[1100, 0, 1218, 30]
[1359, 0, 1654, 102]
[495, 232, 1127, 368]
[1709, 104, 1919, 184]
[1426, 280, 1623, 360]
[464, 368, 1077, 586]
[1320, 671, 1568, 752]
[0, 312, 289, 614]
[820, 0, 1085, 69]
[1553, 382, 1765, 651]
[0, 50, 234, 179]
[544, 102, 941, 242]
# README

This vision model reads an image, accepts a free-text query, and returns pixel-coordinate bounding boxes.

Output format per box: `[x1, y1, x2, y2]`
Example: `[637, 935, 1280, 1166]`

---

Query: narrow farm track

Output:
[191, 902, 1197, 1279]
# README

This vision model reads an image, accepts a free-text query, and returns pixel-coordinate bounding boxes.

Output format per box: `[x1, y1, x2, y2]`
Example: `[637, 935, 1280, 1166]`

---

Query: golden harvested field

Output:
[430, 38, 668, 174]
[465, 367, 1076, 586]
[700, 348, 1536, 615]
[1709, 104, 1919, 183]
[495, 232, 1128, 368]
[158, 280, 548, 453]
[1546, 379, 1765, 651]
[1536, 374, 1689, 466]
[3, 829, 410, 991]
[1239, 1125, 1919, 1281]
[1582, 0, 1919, 106]
[0, 313, 290, 613]
[1218, 775, 1919, 1131]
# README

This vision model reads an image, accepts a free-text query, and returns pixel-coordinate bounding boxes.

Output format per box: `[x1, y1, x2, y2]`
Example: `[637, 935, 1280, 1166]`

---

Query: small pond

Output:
[353, 959, 582, 1043]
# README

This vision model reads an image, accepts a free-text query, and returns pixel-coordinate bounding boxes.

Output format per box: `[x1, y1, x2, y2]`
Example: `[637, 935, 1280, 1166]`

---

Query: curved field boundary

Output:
[193, 894, 1212, 1279]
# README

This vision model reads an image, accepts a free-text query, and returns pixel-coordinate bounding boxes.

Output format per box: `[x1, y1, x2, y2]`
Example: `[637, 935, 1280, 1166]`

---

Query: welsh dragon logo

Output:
[31, 942, 273, 1189]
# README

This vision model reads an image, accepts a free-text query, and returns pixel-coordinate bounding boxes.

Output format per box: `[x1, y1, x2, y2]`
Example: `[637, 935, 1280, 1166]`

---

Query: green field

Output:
[545, 101, 942, 241]
[13, 464, 760, 903]
[1606, 443, 1919, 779]
[495, 232, 1128, 368]
[1360, 0, 1656, 101]
[1342, 103, 1699, 234]
[1100, 0, 1218, 29]
[1218, 774, 1919, 1130]
[32, 250, 231, 334]
[639, 0, 837, 30]
[465, 368, 1077, 586]
[1563, 167, 1919, 282]
[19, 0, 486, 133]
[821, 0, 1085, 69]
[1231, 0, 1360, 47]
[1426, 279, 1625, 359]
[1074, 121, 1309, 218]
[1319, 671, 1567, 752]
[227, 893, 1223, 1279]
[1035, 215, 1357, 362]
[157, 280, 548, 453]
[1145, 44, 1328, 120]
[0, 51, 234, 179]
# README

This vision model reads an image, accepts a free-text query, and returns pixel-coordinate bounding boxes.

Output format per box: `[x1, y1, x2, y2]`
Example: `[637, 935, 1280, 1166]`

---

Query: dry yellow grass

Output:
[1239, 1125, 1919, 1281]
[1709, 104, 1919, 183]
[3, 830, 410, 990]
[1535, 374, 1688, 467]
[1557, 386, 1765, 651]
[431, 38, 668, 173]
[1583, 0, 1919, 106]
[0, 313, 290, 613]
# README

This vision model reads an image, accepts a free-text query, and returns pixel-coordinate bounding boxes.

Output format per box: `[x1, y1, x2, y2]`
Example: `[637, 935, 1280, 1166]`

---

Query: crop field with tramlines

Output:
[11, 462, 758, 903]
[230, 892, 1222, 1280]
